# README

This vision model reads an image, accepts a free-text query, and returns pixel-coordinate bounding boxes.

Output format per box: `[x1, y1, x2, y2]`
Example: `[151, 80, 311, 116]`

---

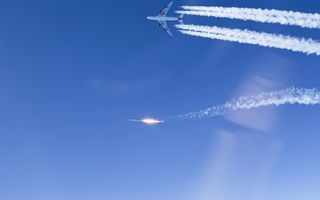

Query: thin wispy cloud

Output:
[177, 6, 320, 29]
[176, 24, 320, 55]
[174, 86, 320, 119]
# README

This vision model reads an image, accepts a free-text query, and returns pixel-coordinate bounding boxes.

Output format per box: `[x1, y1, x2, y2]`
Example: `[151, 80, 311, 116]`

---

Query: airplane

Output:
[147, 1, 184, 36]
[130, 118, 165, 125]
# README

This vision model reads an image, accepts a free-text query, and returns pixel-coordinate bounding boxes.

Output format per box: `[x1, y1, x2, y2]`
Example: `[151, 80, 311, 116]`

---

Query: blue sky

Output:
[0, 0, 319, 200]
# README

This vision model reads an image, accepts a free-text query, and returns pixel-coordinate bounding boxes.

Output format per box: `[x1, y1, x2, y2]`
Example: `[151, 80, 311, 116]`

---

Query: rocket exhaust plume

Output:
[177, 6, 320, 29]
[176, 24, 320, 56]
[130, 118, 165, 125]
[175, 86, 320, 119]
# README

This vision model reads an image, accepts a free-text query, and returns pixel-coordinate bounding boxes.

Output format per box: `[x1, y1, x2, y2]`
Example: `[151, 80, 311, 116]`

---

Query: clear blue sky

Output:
[0, 0, 319, 200]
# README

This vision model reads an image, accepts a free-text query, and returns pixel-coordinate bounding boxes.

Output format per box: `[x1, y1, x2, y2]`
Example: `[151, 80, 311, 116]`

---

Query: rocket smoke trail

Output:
[175, 86, 320, 119]
[176, 6, 320, 29]
[175, 24, 320, 55]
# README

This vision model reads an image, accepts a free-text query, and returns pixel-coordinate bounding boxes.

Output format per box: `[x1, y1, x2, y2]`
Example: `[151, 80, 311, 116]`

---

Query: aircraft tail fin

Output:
[178, 14, 184, 24]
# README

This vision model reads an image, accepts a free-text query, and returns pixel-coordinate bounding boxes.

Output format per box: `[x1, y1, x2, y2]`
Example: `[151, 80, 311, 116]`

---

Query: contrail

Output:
[175, 86, 320, 119]
[176, 24, 320, 55]
[176, 6, 320, 29]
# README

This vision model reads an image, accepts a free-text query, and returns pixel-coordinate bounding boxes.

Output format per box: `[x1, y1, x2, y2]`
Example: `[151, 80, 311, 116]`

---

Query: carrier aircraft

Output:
[147, 1, 184, 36]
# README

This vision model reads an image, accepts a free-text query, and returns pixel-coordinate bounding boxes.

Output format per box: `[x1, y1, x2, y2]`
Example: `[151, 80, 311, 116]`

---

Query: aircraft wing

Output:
[158, 1, 174, 16]
[159, 20, 173, 36]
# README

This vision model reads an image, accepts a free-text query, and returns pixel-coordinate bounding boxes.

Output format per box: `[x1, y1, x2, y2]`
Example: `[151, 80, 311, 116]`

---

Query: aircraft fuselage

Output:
[147, 16, 180, 21]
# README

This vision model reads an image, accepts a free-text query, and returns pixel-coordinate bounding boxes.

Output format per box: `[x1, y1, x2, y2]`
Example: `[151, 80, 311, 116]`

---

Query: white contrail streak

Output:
[177, 6, 320, 29]
[176, 24, 320, 55]
[176, 86, 320, 119]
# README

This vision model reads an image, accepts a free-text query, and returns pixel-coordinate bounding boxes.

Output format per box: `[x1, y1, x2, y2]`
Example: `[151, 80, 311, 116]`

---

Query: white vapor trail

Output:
[176, 86, 320, 119]
[177, 6, 320, 29]
[176, 24, 320, 55]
